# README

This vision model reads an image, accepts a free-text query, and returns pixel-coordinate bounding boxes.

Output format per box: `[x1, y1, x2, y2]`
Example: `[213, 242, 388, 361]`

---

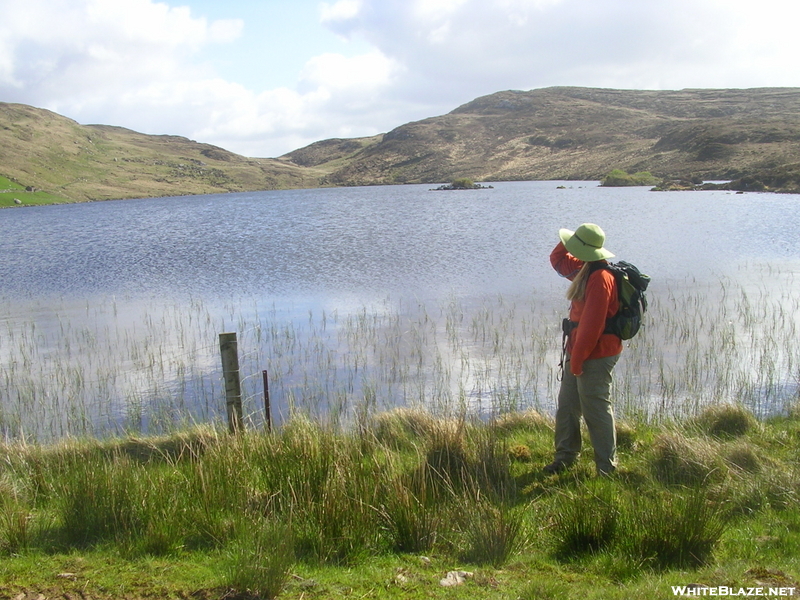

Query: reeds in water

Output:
[2, 262, 800, 442]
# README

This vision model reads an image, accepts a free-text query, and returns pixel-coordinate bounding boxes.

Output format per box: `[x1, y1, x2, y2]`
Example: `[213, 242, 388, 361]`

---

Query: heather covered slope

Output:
[284, 87, 800, 187]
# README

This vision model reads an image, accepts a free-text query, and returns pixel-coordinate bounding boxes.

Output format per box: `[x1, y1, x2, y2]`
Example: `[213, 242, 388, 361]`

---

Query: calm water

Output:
[2, 181, 800, 440]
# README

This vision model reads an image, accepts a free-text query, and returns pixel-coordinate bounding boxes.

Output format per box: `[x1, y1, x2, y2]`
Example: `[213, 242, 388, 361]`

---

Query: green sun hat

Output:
[559, 223, 615, 262]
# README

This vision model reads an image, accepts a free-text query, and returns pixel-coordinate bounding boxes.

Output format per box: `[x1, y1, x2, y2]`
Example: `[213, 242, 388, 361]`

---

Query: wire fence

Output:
[0, 294, 566, 442]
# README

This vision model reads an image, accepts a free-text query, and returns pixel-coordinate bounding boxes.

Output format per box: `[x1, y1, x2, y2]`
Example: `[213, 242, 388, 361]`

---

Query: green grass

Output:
[600, 168, 661, 187]
[0, 103, 324, 203]
[1, 405, 799, 599]
[224, 518, 295, 599]
[0, 175, 70, 206]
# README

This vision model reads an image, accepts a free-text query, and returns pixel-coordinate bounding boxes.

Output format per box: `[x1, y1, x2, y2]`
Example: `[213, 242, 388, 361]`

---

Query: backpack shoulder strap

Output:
[588, 260, 611, 273]
[585, 262, 621, 335]
[587, 260, 620, 284]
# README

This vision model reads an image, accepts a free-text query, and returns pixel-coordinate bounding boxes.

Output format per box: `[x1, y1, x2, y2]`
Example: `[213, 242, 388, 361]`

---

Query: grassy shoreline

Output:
[0, 175, 71, 207]
[2, 404, 799, 599]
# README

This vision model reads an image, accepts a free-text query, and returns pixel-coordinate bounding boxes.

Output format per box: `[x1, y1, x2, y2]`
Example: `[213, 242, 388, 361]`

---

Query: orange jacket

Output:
[550, 242, 622, 376]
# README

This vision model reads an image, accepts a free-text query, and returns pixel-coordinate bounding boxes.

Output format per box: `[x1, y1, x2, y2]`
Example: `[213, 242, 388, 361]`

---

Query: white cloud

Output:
[411, 0, 469, 22]
[320, 0, 363, 24]
[0, 0, 404, 156]
[187, 51, 403, 156]
[327, 0, 800, 87]
[2, 0, 800, 159]
[0, 0, 243, 102]
[300, 51, 400, 94]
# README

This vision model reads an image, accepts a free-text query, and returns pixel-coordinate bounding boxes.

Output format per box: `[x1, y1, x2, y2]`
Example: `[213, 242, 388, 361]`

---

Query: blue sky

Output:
[1, 0, 799, 158]
[187, 1, 373, 90]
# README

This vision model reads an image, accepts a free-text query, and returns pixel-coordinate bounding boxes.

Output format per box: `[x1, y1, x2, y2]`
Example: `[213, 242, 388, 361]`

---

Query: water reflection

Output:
[1, 182, 800, 440]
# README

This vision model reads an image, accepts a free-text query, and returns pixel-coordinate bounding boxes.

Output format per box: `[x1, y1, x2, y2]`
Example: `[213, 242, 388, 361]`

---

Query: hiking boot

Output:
[543, 461, 570, 475]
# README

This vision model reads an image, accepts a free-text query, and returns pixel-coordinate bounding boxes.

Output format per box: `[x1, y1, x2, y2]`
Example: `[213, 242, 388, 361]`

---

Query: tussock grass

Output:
[550, 480, 620, 559]
[421, 419, 471, 492]
[2, 408, 800, 598]
[649, 432, 725, 486]
[614, 421, 637, 451]
[457, 497, 526, 567]
[723, 441, 763, 474]
[550, 480, 729, 571]
[0, 496, 32, 555]
[492, 410, 553, 434]
[224, 518, 295, 599]
[379, 470, 443, 553]
[370, 407, 439, 449]
[470, 427, 517, 501]
[619, 486, 729, 570]
[694, 403, 758, 439]
[57, 453, 144, 547]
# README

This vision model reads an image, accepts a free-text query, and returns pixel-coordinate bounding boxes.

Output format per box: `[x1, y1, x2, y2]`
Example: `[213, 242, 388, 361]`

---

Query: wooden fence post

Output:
[262, 369, 272, 431]
[219, 332, 243, 433]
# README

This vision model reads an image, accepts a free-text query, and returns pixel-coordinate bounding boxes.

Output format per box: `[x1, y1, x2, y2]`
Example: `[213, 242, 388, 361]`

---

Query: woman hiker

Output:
[544, 223, 621, 477]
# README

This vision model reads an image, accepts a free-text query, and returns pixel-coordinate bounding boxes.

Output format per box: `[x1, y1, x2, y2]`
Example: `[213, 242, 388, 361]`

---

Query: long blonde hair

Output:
[566, 262, 591, 302]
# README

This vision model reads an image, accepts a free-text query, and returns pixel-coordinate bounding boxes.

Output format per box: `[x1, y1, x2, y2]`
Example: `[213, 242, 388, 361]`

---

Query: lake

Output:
[2, 181, 800, 441]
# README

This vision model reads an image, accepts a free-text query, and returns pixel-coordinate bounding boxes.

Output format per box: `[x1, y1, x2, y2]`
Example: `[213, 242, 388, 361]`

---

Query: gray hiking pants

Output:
[553, 353, 620, 475]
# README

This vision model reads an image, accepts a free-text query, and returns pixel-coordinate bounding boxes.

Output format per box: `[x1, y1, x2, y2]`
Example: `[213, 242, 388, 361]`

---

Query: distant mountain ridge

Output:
[283, 87, 800, 187]
[3, 86, 800, 203]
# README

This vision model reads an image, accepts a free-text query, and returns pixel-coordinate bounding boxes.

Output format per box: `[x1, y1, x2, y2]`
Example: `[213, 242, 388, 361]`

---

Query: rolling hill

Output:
[3, 86, 800, 204]
[282, 87, 800, 188]
[0, 103, 320, 203]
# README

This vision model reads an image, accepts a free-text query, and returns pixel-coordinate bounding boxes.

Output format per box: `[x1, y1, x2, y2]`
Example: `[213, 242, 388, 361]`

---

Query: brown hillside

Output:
[0, 103, 319, 202]
[286, 87, 800, 186]
[4, 87, 800, 203]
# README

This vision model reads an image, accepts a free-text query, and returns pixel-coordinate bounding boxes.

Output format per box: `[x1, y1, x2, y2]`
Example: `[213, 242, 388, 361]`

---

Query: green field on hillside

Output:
[0, 175, 70, 207]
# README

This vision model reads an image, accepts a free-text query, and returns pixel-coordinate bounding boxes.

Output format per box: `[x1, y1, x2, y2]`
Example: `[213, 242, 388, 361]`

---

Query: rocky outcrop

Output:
[651, 164, 800, 194]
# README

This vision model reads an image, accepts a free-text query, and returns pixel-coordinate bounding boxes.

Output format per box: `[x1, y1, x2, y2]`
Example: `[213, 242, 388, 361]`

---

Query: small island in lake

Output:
[600, 169, 660, 187]
[431, 177, 494, 191]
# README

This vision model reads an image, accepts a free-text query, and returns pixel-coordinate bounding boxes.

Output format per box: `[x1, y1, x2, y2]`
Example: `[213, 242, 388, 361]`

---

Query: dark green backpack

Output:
[593, 261, 651, 340]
